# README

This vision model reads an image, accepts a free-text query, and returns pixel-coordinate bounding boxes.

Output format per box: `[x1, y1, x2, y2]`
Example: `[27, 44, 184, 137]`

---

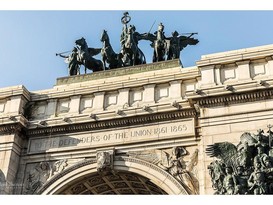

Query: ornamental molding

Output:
[36, 155, 189, 195]
[36, 158, 96, 194]
[195, 88, 273, 108]
[56, 59, 181, 86]
[26, 109, 196, 137]
[116, 156, 189, 194]
[0, 123, 24, 135]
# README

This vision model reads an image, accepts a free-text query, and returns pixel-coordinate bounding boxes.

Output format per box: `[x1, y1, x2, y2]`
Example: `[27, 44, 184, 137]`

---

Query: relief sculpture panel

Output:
[128, 146, 199, 194]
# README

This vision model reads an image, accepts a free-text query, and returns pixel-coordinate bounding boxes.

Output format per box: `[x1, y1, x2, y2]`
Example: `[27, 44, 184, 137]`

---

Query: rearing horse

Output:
[75, 37, 104, 73]
[100, 30, 123, 70]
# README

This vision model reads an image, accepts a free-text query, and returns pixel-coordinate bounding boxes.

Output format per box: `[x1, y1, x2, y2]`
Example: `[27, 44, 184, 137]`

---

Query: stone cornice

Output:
[196, 44, 273, 67]
[26, 109, 196, 137]
[56, 59, 181, 86]
[0, 123, 24, 136]
[193, 88, 273, 108]
[0, 85, 30, 101]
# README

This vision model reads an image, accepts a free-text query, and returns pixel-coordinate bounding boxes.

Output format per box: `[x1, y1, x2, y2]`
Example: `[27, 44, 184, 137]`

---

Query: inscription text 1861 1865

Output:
[28, 119, 194, 153]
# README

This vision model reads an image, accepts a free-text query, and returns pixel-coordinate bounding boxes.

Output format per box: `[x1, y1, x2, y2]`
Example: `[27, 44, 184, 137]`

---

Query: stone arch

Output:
[38, 156, 189, 195]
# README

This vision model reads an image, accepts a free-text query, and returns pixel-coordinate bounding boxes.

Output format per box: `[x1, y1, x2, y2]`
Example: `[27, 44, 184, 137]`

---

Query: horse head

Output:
[75, 37, 87, 48]
[100, 30, 109, 42]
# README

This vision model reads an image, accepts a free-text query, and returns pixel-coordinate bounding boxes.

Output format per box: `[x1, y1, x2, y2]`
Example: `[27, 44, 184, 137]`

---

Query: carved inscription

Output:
[28, 119, 194, 153]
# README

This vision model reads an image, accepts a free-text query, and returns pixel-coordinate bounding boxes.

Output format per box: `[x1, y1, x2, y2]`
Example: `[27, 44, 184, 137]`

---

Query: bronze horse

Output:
[122, 25, 146, 67]
[75, 37, 103, 73]
[100, 30, 123, 70]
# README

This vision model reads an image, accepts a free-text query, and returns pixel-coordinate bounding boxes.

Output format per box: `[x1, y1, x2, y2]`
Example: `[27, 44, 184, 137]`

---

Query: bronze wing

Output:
[140, 33, 157, 48]
[88, 48, 101, 56]
[206, 142, 238, 169]
[179, 36, 199, 51]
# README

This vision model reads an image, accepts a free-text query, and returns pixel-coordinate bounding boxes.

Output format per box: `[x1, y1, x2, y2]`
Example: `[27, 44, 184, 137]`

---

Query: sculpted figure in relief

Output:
[25, 162, 51, 194]
[206, 127, 273, 195]
[128, 146, 199, 194]
[25, 160, 69, 194]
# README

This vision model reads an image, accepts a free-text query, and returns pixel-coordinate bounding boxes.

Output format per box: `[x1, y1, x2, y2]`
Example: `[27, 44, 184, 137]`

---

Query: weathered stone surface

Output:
[1, 44, 273, 195]
[28, 119, 194, 154]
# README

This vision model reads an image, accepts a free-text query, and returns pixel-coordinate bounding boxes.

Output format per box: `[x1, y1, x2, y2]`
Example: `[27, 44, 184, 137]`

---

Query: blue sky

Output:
[1, 2, 273, 91]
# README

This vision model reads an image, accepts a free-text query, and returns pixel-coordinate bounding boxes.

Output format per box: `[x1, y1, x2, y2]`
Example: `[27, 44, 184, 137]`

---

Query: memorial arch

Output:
[1, 43, 273, 195]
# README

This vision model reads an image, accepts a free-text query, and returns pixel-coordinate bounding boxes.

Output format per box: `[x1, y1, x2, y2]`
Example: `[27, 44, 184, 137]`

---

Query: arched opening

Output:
[39, 157, 188, 195]
[57, 171, 167, 194]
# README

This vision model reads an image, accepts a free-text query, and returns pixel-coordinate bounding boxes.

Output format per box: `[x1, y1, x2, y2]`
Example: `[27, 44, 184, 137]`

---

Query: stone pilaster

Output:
[236, 60, 251, 81]
[169, 80, 182, 99]
[214, 65, 222, 85]
[93, 92, 105, 110]
[143, 84, 156, 104]
[0, 133, 23, 194]
[200, 65, 216, 88]
[8, 96, 22, 115]
[69, 95, 81, 115]
[45, 99, 57, 118]
[266, 56, 273, 77]
[117, 88, 129, 108]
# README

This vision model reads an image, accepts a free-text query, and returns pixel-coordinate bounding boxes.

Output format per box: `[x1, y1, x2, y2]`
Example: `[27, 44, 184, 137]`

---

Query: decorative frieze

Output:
[27, 118, 195, 153]
[26, 109, 196, 137]
[0, 123, 23, 135]
[197, 89, 273, 108]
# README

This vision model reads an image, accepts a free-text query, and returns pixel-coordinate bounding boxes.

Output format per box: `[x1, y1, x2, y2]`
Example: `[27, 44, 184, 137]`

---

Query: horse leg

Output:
[132, 53, 136, 66]
[102, 56, 107, 70]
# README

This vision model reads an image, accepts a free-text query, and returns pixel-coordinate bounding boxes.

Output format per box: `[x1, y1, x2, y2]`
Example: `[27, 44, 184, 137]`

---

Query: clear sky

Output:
[1, 1, 273, 91]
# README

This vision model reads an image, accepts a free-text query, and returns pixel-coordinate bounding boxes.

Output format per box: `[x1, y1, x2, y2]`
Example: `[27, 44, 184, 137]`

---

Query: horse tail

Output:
[138, 48, 146, 64]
